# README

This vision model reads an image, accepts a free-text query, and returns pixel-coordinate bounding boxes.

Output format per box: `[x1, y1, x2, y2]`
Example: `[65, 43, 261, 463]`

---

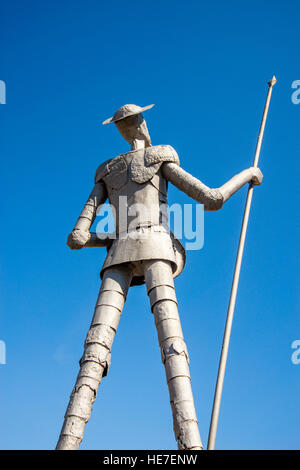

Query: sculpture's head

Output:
[102, 104, 154, 148]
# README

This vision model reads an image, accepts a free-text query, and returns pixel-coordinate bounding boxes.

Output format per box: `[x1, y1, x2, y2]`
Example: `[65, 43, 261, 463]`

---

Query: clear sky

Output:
[1, 0, 299, 450]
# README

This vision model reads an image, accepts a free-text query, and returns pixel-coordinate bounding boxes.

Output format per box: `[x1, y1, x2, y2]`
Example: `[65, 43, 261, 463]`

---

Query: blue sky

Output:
[1, 0, 299, 450]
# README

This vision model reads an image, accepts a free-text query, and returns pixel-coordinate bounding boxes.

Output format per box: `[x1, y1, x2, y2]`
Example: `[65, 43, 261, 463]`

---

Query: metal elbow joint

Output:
[204, 189, 224, 211]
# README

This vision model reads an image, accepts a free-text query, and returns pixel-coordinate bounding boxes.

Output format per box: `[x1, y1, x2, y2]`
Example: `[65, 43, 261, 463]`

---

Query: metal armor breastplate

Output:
[94, 145, 185, 285]
[95, 145, 179, 234]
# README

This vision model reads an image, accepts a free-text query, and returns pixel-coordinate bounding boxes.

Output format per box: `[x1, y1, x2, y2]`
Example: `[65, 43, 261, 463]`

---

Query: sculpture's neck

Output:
[131, 139, 146, 151]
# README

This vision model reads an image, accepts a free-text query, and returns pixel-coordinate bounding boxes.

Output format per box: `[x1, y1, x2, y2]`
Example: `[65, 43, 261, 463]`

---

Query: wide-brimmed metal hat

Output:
[102, 103, 154, 125]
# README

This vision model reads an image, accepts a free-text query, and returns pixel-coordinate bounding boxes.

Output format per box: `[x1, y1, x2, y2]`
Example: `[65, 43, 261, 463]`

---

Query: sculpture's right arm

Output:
[67, 182, 107, 250]
[162, 162, 262, 211]
[162, 163, 224, 210]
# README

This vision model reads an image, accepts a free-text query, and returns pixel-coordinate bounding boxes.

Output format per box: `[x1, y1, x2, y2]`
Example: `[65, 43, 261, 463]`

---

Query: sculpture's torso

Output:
[103, 150, 168, 232]
[95, 145, 185, 285]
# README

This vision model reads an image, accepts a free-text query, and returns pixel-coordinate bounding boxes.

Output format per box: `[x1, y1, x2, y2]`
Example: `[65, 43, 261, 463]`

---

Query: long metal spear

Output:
[207, 76, 277, 450]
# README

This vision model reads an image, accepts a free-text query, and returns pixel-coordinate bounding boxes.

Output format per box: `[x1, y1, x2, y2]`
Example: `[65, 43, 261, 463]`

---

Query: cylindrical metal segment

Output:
[56, 265, 132, 450]
[148, 285, 177, 310]
[144, 259, 203, 450]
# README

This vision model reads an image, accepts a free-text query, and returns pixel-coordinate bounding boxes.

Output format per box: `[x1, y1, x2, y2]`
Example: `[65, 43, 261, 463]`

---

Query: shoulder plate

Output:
[94, 158, 112, 183]
[131, 145, 180, 184]
[94, 145, 180, 187]
[95, 155, 128, 189]
[145, 145, 180, 166]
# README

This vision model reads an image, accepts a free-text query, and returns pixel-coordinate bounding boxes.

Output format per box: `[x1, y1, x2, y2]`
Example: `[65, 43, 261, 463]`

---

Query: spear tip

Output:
[268, 76, 277, 87]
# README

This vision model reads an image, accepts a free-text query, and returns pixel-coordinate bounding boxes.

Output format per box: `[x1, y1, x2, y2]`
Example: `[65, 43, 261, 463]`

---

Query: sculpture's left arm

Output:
[67, 182, 108, 249]
[162, 163, 263, 211]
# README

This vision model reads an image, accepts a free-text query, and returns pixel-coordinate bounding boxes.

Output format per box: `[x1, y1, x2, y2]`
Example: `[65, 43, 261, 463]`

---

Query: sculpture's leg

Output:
[56, 264, 132, 450]
[143, 260, 203, 450]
